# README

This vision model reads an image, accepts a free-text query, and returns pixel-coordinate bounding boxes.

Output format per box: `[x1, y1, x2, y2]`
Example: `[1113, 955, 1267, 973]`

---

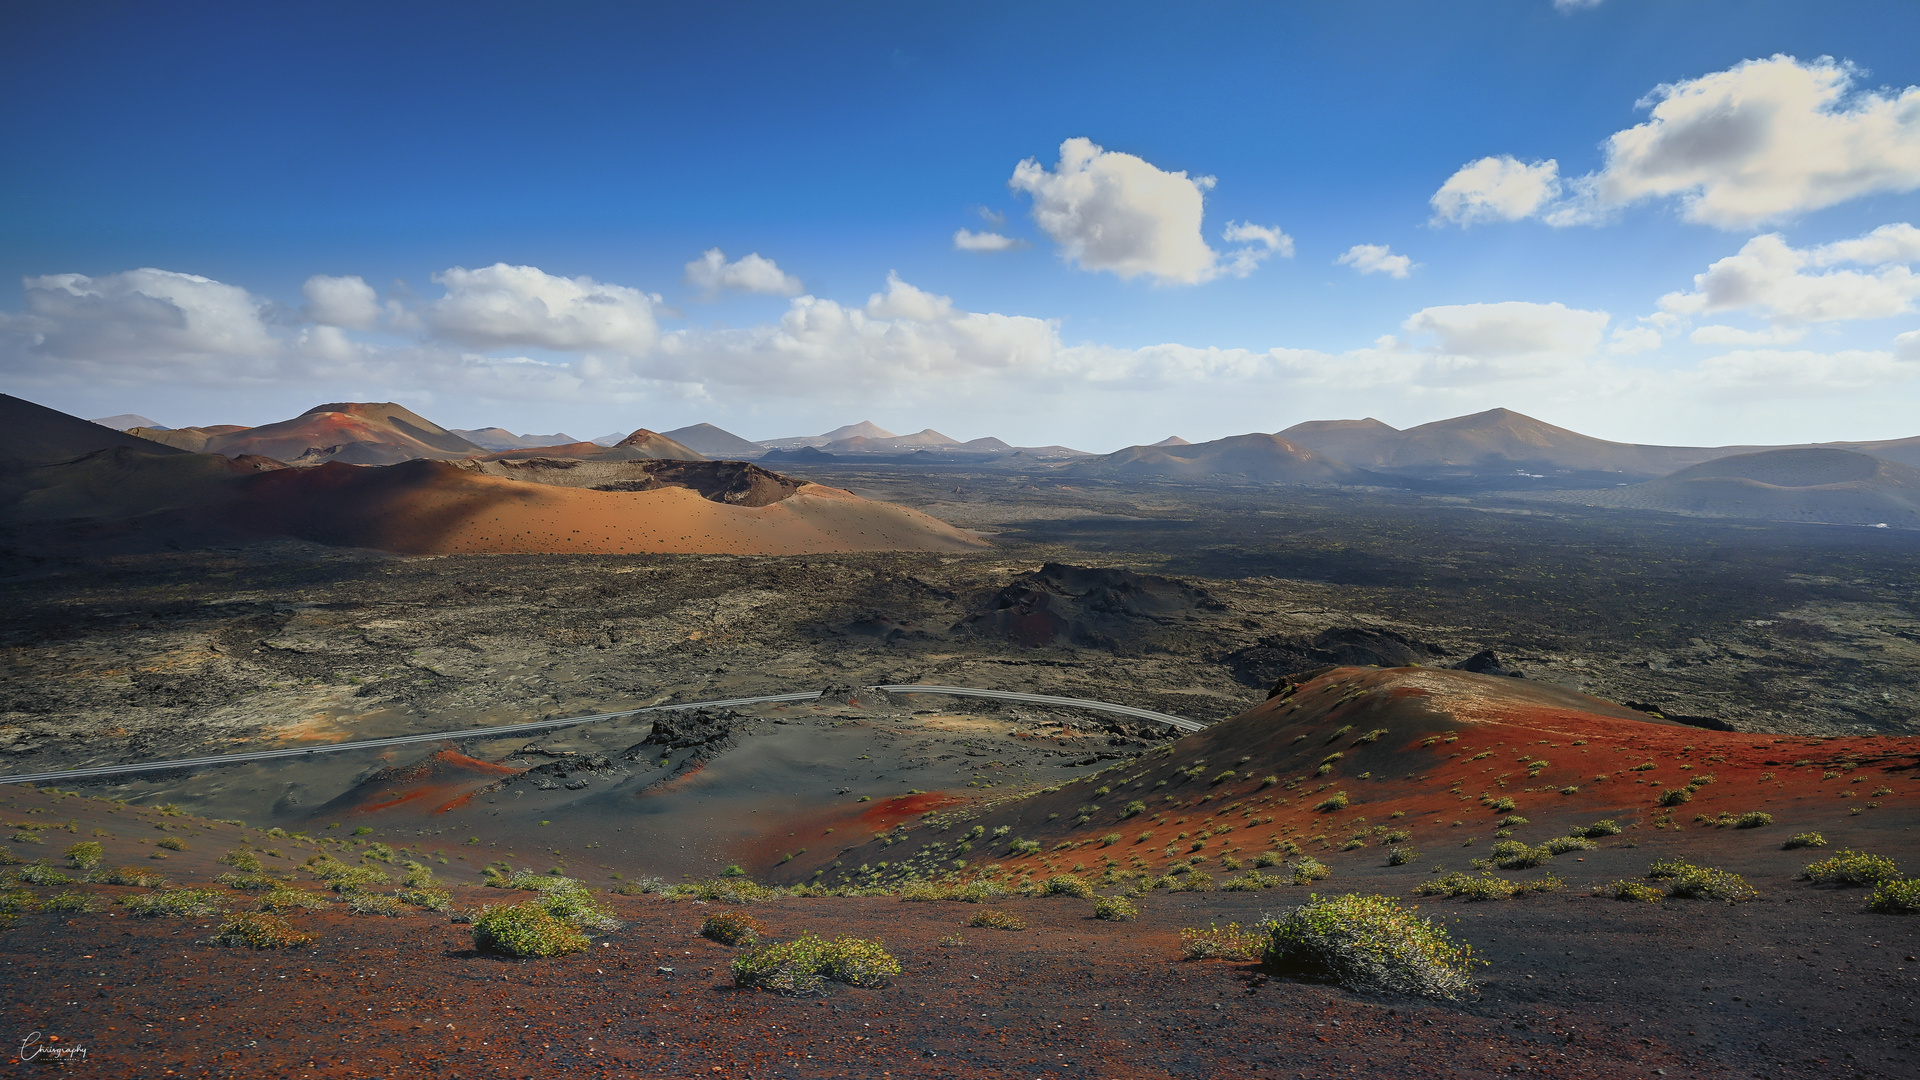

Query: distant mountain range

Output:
[451, 427, 582, 451]
[1531, 448, 1920, 527]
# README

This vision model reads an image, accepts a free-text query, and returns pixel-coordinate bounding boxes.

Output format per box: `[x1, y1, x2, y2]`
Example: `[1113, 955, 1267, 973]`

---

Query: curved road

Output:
[0, 685, 1204, 787]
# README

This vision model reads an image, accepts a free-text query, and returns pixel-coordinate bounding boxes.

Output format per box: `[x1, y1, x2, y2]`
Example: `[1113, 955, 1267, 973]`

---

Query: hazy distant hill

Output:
[761, 420, 898, 450]
[659, 423, 766, 458]
[480, 429, 707, 463]
[1533, 448, 1920, 527]
[90, 413, 166, 432]
[452, 427, 581, 451]
[1069, 432, 1365, 484]
[1279, 408, 1717, 477]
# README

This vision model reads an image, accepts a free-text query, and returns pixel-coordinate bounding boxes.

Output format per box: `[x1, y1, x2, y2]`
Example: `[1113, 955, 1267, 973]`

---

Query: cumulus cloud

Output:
[429, 263, 660, 354]
[1657, 225, 1920, 325]
[3, 268, 283, 382]
[1336, 244, 1417, 278]
[1430, 156, 1562, 226]
[1608, 325, 1662, 354]
[953, 229, 1027, 252]
[1445, 56, 1920, 229]
[683, 249, 803, 296]
[301, 274, 381, 329]
[1010, 137, 1284, 284]
[1403, 301, 1609, 358]
[1896, 329, 1920, 362]
[1691, 347, 1920, 398]
[1688, 324, 1807, 346]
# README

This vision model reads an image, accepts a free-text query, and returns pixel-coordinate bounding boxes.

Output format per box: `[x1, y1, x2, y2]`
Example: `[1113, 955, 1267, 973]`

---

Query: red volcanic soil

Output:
[892, 665, 1920, 885]
[308, 748, 521, 817]
[5, 671, 1919, 1078]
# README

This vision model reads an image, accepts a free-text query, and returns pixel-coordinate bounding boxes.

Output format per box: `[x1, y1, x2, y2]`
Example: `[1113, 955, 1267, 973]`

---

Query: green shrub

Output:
[211, 912, 318, 948]
[701, 911, 766, 945]
[663, 877, 777, 904]
[344, 893, 408, 916]
[1495, 815, 1530, 827]
[731, 934, 900, 993]
[88, 866, 166, 887]
[1007, 839, 1042, 856]
[1316, 792, 1349, 812]
[1571, 819, 1622, 838]
[1801, 849, 1900, 887]
[472, 900, 589, 957]
[1657, 788, 1692, 807]
[1386, 847, 1419, 866]
[215, 872, 280, 891]
[1253, 851, 1281, 868]
[157, 837, 189, 852]
[16, 862, 71, 886]
[1663, 864, 1757, 901]
[1092, 895, 1138, 921]
[121, 888, 227, 918]
[0, 889, 37, 915]
[1866, 879, 1920, 915]
[40, 891, 102, 914]
[1179, 922, 1263, 961]
[1597, 880, 1663, 902]
[63, 842, 103, 870]
[1221, 870, 1280, 891]
[397, 886, 452, 912]
[256, 886, 329, 913]
[1489, 798, 1515, 813]
[1175, 870, 1216, 892]
[1288, 856, 1331, 885]
[1784, 832, 1827, 849]
[1120, 800, 1146, 819]
[1734, 812, 1772, 829]
[1645, 857, 1691, 880]
[219, 848, 264, 872]
[969, 909, 1024, 930]
[1541, 836, 1598, 856]
[1263, 893, 1476, 999]
[1043, 874, 1094, 899]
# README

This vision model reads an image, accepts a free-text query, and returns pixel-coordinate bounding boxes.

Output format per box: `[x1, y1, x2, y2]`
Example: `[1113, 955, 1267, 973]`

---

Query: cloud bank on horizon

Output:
[3, 6, 1919, 449]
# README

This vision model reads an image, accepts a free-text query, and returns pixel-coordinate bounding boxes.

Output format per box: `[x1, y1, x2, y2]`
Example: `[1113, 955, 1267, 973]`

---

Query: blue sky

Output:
[5, 0, 1920, 450]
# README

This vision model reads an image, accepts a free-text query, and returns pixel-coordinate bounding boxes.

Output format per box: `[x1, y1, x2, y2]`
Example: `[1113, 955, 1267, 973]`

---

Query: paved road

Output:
[0, 685, 1204, 787]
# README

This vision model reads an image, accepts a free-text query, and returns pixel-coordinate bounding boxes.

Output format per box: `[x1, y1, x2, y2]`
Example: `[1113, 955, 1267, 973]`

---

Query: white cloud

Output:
[953, 229, 1027, 252]
[1608, 325, 1662, 354]
[1403, 301, 1609, 358]
[683, 249, 803, 296]
[1688, 324, 1807, 346]
[4, 268, 282, 382]
[1657, 227, 1920, 325]
[1896, 329, 1920, 362]
[429, 263, 660, 354]
[864, 272, 956, 322]
[301, 274, 381, 330]
[1011, 137, 1249, 285]
[1430, 156, 1562, 226]
[1336, 243, 1416, 278]
[1455, 56, 1920, 229]
[1554, 0, 1604, 10]
[1691, 347, 1920, 398]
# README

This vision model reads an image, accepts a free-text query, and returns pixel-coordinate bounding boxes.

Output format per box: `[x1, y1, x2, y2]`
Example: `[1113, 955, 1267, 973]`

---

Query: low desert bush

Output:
[156, 837, 189, 852]
[1783, 832, 1827, 850]
[16, 862, 71, 886]
[1263, 893, 1476, 999]
[1044, 874, 1095, 899]
[1570, 819, 1623, 838]
[1657, 788, 1692, 807]
[1597, 880, 1663, 902]
[731, 934, 901, 994]
[1661, 864, 1758, 901]
[701, 910, 765, 945]
[1386, 847, 1419, 866]
[88, 866, 166, 887]
[1866, 879, 1920, 915]
[344, 893, 408, 916]
[1289, 856, 1331, 885]
[1175, 870, 1216, 892]
[255, 886, 328, 913]
[1092, 895, 1138, 921]
[472, 900, 589, 958]
[1316, 792, 1349, 812]
[1800, 849, 1900, 887]
[219, 849, 263, 872]
[63, 841, 103, 870]
[1489, 798, 1515, 813]
[1541, 836, 1598, 855]
[1734, 811, 1773, 829]
[969, 909, 1025, 930]
[211, 912, 318, 949]
[1180, 922, 1263, 961]
[664, 877, 778, 904]
[1222, 870, 1280, 891]
[215, 872, 280, 891]
[40, 891, 102, 914]
[121, 888, 227, 918]
[398, 885, 452, 912]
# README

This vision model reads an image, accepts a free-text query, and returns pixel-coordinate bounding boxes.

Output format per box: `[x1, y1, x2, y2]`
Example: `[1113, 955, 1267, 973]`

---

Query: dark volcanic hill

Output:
[141, 402, 487, 465]
[658, 422, 766, 458]
[1534, 447, 1920, 527]
[1068, 432, 1365, 484]
[0, 393, 189, 465]
[1280, 408, 1717, 477]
